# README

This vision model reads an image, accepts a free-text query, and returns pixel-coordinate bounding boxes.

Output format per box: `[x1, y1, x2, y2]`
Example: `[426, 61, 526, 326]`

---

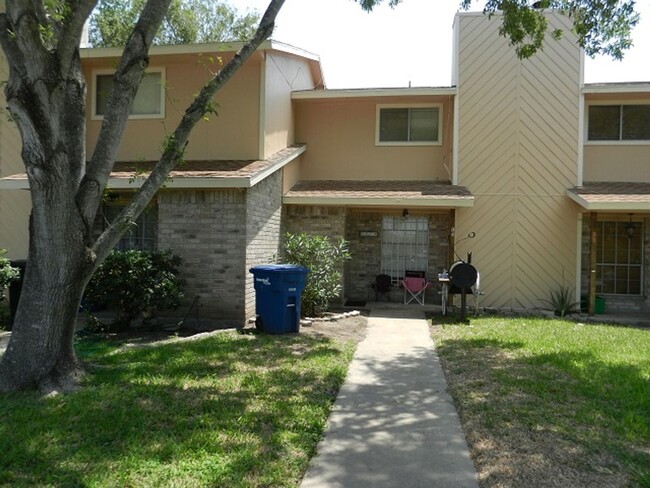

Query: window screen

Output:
[95, 71, 163, 117]
[588, 105, 650, 141]
[381, 216, 429, 283]
[596, 221, 643, 295]
[379, 107, 439, 143]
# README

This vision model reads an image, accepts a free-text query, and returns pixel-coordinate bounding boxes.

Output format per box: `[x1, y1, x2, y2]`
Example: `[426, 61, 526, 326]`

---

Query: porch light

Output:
[402, 208, 409, 218]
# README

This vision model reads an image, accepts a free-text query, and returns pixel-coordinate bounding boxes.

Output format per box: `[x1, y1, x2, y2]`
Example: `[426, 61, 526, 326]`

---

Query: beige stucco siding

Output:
[263, 52, 315, 158]
[0, 49, 30, 259]
[294, 96, 453, 181]
[455, 12, 581, 309]
[84, 52, 262, 162]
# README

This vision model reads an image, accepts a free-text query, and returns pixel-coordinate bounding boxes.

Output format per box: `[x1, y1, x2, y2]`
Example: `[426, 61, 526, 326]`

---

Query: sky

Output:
[229, 0, 650, 89]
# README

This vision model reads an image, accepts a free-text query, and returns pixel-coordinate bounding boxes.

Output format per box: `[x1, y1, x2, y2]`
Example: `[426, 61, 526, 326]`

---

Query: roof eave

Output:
[283, 196, 474, 207]
[0, 144, 306, 191]
[582, 82, 650, 94]
[567, 189, 650, 211]
[292, 87, 457, 100]
[80, 40, 319, 61]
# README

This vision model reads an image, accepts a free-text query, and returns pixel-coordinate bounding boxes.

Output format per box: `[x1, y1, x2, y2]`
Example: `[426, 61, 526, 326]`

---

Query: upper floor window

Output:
[93, 68, 165, 119]
[588, 104, 650, 142]
[376, 104, 441, 145]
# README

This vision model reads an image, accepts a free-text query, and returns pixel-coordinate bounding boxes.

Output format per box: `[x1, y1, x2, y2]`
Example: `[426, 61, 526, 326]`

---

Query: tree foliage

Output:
[283, 233, 351, 317]
[89, 0, 260, 47]
[357, 0, 639, 59]
[0, 250, 19, 302]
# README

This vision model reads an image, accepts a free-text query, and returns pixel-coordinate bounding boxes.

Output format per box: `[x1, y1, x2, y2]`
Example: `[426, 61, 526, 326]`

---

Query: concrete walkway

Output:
[301, 309, 478, 488]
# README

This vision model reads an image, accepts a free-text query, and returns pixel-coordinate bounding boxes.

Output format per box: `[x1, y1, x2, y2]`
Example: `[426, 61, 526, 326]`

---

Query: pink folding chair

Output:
[402, 277, 432, 305]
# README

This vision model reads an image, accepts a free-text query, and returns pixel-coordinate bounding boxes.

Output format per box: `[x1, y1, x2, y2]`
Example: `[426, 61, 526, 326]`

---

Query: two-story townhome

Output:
[1, 10, 650, 324]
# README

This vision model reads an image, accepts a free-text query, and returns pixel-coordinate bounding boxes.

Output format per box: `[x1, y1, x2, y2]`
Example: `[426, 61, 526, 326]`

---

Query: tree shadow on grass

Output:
[435, 335, 650, 487]
[0, 332, 351, 487]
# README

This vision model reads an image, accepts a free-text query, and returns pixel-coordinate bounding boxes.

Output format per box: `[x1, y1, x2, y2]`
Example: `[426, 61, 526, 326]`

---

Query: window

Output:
[376, 105, 440, 145]
[93, 69, 165, 119]
[381, 216, 429, 283]
[103, 205, 158, 252]
[596, 221, 643, 295]
[588, 104, 650, 141]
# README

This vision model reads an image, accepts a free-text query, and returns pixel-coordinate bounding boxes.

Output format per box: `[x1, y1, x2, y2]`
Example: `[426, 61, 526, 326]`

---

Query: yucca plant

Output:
[542, 284, 581, 317]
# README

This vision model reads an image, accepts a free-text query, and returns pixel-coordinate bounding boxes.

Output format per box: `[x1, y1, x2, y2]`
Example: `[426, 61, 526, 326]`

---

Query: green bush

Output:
[0, 249, 19, 303]
[283, 233, 351, 317]
[84, 250, 184, 328]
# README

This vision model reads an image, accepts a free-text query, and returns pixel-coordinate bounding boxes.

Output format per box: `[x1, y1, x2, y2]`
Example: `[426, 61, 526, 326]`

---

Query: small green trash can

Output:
[595, 296, 605, 314]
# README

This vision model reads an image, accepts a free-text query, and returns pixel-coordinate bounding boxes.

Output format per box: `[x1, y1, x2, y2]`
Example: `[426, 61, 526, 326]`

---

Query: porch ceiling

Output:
[0, 144, 305, 190]
[283, 180, 474, 207]
[567, 182, 650, 211]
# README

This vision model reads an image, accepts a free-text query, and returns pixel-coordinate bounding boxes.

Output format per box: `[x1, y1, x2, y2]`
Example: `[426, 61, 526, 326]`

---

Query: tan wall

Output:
[583, 92, 650, 182]
[0, 48, 31, 259]
[282, 157, 303, 193]
[294, 96, 453, 181]
[455, 12, 581, 309]
[584, 145, 650, 181]
[84, 52, 262, 162]
[263, 52, 315, 158]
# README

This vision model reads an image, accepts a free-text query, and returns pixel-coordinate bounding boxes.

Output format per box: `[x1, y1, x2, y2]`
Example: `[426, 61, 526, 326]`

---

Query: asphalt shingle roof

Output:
[284, 180, 473, 205]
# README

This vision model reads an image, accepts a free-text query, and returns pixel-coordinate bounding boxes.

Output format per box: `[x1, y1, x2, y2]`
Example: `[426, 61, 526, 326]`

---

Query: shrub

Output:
[84, 250, 184, 328]
[542, 284, 581, 317]
[283, 233, 351, 317]
[0, 249, 20, 303]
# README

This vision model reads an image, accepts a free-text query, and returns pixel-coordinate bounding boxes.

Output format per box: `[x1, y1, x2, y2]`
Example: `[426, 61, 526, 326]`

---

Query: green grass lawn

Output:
[0, 331, 356, 487]
[432, 317, 650, 487]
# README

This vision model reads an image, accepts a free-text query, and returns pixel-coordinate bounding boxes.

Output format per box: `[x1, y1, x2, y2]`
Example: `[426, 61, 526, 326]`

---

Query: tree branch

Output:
[75, 0, 174, 236]
[56, 0, 98, 74]
[3, 1, 49, 74]
[93, 0, 286, 261]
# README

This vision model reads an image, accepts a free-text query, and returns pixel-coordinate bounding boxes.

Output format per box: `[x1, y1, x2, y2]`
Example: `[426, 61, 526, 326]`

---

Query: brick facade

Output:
[156, 172, 284, 326]
[344, 211, 451, 303]
[158, 189, 247, 323]
[245, 171, 284, 318]
[283, 206, 452, 304]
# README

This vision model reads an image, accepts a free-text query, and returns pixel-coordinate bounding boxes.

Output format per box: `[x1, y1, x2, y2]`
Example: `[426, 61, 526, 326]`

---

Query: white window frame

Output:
[585, 100, 650, 146]
[375, 103, 442, 147]
[91, 67, 166, 120]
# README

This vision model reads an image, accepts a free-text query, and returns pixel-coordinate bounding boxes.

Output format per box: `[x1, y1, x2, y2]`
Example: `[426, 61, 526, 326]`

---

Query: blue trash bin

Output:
[250, 264, 309, 334]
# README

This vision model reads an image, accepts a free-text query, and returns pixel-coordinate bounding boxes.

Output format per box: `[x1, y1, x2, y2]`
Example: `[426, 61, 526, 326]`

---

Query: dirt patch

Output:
[82, 311, 369, 352]
[298, 311, 368, 345]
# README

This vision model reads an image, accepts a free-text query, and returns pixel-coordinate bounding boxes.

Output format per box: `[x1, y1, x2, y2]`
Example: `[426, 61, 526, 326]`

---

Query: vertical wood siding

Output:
[455, 12, 580, 309]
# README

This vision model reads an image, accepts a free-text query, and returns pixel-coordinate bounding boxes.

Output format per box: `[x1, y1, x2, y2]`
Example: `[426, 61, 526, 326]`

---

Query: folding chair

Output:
[402, 276, 432, 305]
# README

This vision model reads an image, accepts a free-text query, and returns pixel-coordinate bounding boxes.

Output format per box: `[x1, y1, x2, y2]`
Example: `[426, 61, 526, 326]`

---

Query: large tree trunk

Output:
[0, 0, 285, 393]
[0, 47, 95, 392]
